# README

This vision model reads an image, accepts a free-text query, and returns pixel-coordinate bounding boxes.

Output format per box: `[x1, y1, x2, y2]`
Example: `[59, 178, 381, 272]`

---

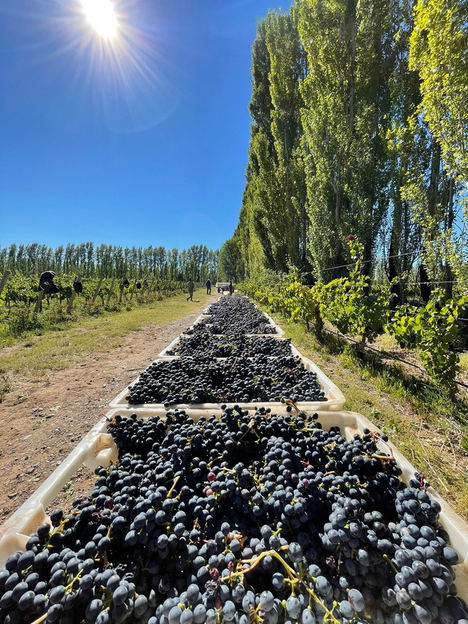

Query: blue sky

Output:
[0, 0, 292, 251]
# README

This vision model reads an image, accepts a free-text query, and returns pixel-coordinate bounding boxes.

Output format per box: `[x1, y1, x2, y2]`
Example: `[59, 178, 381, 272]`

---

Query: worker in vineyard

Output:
[206, 278, 211, 295]
[187, 278, 194, 301]
[39, 271, 59, 294]
[229, 280, 234, 296]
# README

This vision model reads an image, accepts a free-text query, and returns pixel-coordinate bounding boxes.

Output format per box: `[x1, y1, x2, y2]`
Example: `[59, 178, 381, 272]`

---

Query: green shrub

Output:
[387, 290, 467, 393]
[319, 239, 390, 342]
[8, 307, 43, 337]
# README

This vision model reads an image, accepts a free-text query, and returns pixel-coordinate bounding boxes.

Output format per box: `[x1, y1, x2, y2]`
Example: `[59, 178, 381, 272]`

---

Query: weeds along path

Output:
[0, 293, 216, 521]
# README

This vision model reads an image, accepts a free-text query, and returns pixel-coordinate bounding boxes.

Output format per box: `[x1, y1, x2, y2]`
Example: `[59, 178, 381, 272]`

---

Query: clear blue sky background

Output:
[0, 0, 292, 251]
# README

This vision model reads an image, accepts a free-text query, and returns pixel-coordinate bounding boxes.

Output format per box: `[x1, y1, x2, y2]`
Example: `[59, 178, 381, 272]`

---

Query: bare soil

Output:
[0, 300, 215, 522]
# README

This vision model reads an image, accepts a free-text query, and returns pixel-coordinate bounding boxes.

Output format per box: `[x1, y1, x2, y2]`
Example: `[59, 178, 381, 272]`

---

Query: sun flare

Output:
[81, 0, 118, 39]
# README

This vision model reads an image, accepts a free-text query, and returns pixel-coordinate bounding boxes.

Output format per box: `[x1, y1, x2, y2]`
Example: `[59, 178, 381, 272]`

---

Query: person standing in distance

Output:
[206, 279, 211, 295]
[229, 280, 234, 296]
[187, 278, 194, 301]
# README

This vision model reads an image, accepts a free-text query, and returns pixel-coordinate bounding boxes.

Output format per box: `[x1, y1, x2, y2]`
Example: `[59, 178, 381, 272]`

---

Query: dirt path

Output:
[0, 299, 215, 522]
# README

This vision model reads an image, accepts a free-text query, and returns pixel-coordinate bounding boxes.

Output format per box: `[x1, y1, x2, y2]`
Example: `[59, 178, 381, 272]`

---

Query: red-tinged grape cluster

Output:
[166, 329, 293, 359]
[192, 297, 278, 335]
[126, 355, 326, 405]
[1, 409, 466, 624]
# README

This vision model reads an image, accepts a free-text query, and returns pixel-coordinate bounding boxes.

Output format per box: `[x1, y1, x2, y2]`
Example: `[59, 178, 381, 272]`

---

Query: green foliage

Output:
[387, 290, 468, 393]
[228, 0, 466, 302]
[410, 0, 468, 184]
[319, 240, 391, 342]
[2, 273, 37, 306]
[7, 307, 43, 337]
[243, 239, 465, 393]
[239, 270, 285, 315]
[236, 11, 309, 277]
[0, 274, 186, 339]
[41, 303, 76, 326]
[296, 0, 397, 278]
[281, 270, 322, 334]
[218, 238, 244, 282]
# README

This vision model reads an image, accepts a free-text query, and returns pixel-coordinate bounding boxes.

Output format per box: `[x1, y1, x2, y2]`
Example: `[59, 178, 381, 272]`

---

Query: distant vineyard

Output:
[0, 272, 188, 338]
[0, 242, 218, 338]
[0, 274, 183, 309]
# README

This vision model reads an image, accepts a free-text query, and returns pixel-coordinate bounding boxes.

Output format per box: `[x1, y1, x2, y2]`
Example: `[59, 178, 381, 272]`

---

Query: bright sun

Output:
[81, 0, 118, 39]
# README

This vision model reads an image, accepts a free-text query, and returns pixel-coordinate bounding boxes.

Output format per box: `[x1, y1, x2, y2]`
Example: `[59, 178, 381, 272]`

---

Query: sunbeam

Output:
[81, 0, 118, 40]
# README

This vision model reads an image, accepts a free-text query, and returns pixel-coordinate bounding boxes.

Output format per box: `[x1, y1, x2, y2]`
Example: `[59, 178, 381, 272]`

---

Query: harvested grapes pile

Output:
[194, 297, 277, 335]
[203, 297, 265, 320]
[166, 330, 293, 358]
[1, 408, 466, 624]
[193, 319, 277, 336]
[126, 355, 326, 405]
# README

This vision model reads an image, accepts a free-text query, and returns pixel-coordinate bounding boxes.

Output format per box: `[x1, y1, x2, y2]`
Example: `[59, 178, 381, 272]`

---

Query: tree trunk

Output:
[444, 177, 455, 298]
[0, 271, 10, 297]
[419, 143, 442, 303]
[387, 230, 401, 308]
[419, 260, 431, 303]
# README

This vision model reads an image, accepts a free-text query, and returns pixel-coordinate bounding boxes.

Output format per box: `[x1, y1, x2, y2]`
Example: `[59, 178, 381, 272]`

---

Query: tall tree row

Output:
[0, 243, 219, 283]
[228, 0, 467, 292]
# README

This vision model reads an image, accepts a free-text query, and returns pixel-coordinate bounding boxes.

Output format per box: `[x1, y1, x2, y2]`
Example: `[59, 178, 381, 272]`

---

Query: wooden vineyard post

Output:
[92, 278, 103, 304]
[0, 271, 10, 297]
[35, 290, 45, 313]
[146, 280, 154, 302]
[106, 278, 115, 305]
[67, 274, 80, 314]
[66, 292, 76, 314]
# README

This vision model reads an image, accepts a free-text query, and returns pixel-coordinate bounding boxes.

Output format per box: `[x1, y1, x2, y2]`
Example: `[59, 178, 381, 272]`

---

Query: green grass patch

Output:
[0, 290, 209, 377]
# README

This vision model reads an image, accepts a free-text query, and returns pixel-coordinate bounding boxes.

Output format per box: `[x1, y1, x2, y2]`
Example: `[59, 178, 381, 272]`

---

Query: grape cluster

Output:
[167, 329, 293, 359]
[193, 297, 277, 335]
[1, 409, 466, 624]
[126, 355, 326, 405]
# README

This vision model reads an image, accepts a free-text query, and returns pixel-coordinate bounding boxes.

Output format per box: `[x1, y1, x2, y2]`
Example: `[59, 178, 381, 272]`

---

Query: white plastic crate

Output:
[0, 408, 466, 601]
[108, 345, 345, 411]
[0, 418, 117, 568]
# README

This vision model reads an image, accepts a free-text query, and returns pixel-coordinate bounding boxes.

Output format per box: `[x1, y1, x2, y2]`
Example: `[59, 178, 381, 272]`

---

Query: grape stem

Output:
[382, 553, 398, 574]
[370, 432, 395, 461]
[285, 399, 299, 414]
[167, 475, 181, 498]
[29, 614, 48, 624]
[221, 548, 341, 624]
[371, 453, 395, 461]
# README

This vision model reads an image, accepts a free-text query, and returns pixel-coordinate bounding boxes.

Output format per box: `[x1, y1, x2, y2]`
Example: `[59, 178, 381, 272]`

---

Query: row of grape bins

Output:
[0, 297, 467, 604]
[108, 307, 346, 411]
